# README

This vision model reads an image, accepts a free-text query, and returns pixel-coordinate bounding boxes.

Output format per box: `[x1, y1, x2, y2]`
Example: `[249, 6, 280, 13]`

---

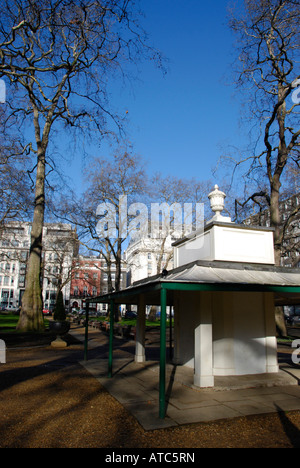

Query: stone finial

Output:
[207, 185, 232, 223]
[208, 185, 226, 216]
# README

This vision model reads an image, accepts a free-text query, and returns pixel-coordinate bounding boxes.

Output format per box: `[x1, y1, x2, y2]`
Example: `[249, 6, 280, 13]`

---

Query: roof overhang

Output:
[84, 259, 300, 420]
[87, 261, 300, 307]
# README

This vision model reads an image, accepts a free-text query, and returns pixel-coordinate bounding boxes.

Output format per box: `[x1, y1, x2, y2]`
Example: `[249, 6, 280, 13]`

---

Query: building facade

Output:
[125, 235, 174, 285]
[42, 223, 79, 311]
[69, 255, 102, 311]
[0, 222, 79, 310]
[69, 254, 127, 312]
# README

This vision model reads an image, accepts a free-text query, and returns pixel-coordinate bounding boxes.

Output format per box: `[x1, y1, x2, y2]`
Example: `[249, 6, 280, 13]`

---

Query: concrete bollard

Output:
[0, 339, 6, 363]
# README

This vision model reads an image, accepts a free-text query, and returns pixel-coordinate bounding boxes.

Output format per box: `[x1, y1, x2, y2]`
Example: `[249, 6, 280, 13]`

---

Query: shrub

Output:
[53, 290, 66, 321]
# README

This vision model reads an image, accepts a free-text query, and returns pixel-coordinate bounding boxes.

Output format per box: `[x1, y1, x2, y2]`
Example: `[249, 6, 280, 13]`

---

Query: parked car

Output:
[290, 315, 300, 327]
[285, 315, 294, 325]
[284, 306, 300, 327]
[43, 309, 52, 316]
[124, 311, 137, 319]
[5, 305, 19, 313]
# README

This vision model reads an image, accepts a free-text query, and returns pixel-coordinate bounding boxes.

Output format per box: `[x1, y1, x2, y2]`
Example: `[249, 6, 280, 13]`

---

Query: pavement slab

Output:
[71, 325, 300, 431]
[80, 356, 300, 431]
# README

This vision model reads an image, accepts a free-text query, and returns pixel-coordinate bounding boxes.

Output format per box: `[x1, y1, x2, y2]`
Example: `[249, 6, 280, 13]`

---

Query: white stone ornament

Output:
[208, 185, 231, 223]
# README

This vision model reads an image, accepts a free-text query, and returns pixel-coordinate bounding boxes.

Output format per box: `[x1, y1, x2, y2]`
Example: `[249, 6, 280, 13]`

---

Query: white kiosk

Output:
[172, 185, 279, 387]
[88, 185, 300, 418]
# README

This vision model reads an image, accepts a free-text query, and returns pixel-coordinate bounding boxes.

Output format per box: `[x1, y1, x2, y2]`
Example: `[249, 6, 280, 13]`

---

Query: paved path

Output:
[70, 324, 300, 431]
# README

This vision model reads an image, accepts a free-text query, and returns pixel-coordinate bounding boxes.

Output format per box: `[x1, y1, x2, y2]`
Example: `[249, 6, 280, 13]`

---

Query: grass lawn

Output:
[0, 314, 19, 330]
[89, 315, 173, 328]
[0, 311, 173, 335]
[0, 313, 49, 332]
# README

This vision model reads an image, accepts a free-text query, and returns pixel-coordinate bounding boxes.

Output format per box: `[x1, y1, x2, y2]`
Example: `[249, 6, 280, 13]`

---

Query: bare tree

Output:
[0, 111, 32, 233]
[42, 232, 78, 309]
[148, 173, 211, 274]
[84, 151, 148, 292]
[58, 150, 147, 294]
[0, 0, 163, 331]
[221, 0, 300, 265]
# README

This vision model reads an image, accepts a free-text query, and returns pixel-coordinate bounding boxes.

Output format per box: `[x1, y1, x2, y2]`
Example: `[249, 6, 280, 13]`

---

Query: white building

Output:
[42, 223, 79, 311]
[172, 185, 278, 386]
[0, 222, 78, 310]
[0, 222, 30, 310]
[125, 235, 174, 285]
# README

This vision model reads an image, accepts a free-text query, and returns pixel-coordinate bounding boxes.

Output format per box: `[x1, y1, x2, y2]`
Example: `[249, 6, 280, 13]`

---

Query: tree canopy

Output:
[0, 0, 163, 331]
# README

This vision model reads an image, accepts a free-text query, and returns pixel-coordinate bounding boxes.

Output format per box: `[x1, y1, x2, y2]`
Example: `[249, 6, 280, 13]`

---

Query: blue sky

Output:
[62, 0, 245, 191]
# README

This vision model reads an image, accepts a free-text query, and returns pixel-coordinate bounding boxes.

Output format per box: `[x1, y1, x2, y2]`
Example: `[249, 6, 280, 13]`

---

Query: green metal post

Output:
[108, 299, 114, 378]
[84, 301, 89, 361]
[169, 306, 173, 360]
[159, 287, 167, 419]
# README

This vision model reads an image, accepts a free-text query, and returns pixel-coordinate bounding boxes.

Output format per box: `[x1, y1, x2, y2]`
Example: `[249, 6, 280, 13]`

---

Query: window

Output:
[1, 290, 9, 299]
[21, 251, 27, 261]
[19, 275, 25, 287]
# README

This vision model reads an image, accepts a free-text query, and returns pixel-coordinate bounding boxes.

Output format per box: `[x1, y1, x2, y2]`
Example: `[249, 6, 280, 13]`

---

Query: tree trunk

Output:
[270, 183, 287, 337]
[270, 184, 282, 265]
[115, 239, 122, 293]
[275, 306, 287, 338]
[148, 305, 157, 322]
[17, 150, 45, 332]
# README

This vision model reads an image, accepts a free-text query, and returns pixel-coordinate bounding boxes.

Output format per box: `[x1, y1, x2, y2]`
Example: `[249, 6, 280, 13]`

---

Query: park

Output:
[0, 0, 300, 451]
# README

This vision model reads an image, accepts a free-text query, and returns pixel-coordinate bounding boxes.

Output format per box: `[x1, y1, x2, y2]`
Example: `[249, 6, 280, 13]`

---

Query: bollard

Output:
[0, 339, 6, 364]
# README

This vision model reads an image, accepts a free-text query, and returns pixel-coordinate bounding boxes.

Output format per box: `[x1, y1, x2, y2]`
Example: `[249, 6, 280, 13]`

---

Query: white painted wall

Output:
[174, 223, 275, 268]
[174, 290, 279, 386]
[212, 291, 277, 376]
